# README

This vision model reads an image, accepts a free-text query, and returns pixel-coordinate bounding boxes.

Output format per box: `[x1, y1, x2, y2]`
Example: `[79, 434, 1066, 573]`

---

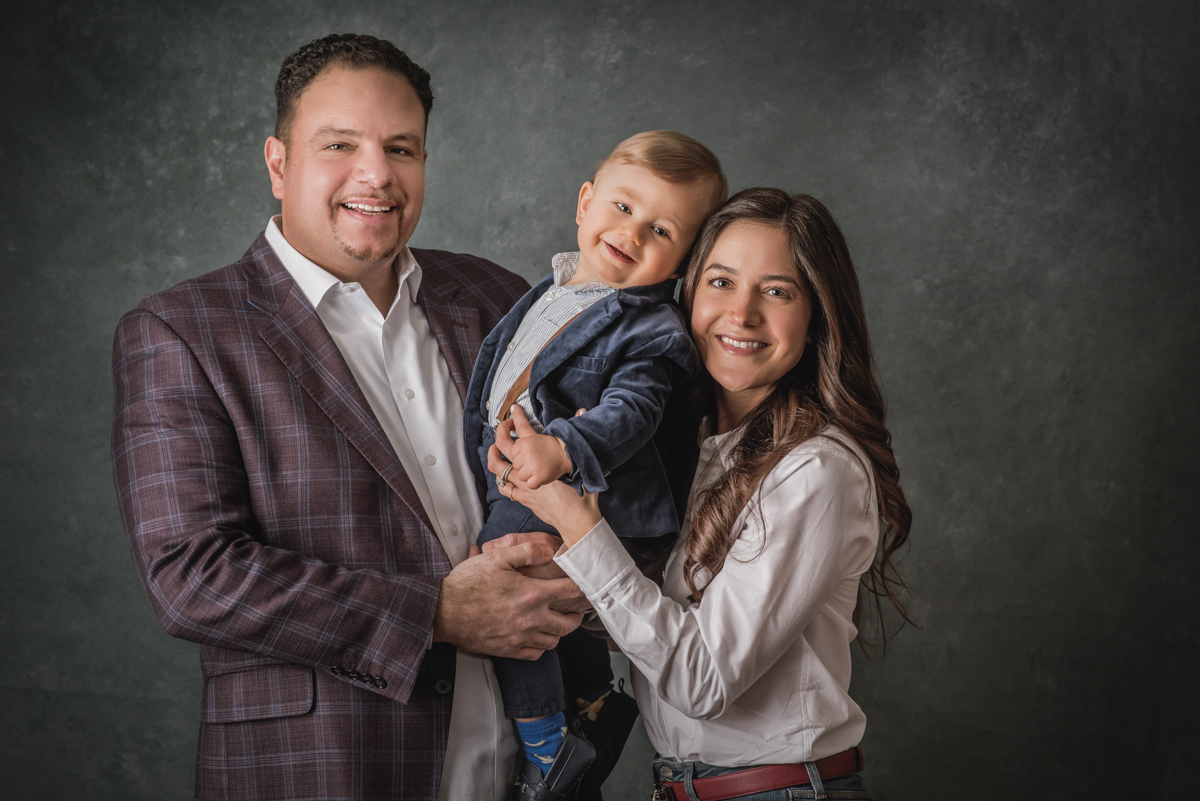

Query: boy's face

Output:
[573, 161, 713, 288]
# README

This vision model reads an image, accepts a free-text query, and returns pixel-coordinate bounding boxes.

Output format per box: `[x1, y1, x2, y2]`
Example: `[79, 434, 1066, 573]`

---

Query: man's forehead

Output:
[293, 65, 426, 134]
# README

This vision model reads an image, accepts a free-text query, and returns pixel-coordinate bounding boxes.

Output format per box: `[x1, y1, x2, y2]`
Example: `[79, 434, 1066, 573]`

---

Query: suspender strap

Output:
[498, 313, 581, 422]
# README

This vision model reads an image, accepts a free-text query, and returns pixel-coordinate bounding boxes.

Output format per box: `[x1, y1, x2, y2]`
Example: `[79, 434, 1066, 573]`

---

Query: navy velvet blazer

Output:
[464, 272, 700, 541]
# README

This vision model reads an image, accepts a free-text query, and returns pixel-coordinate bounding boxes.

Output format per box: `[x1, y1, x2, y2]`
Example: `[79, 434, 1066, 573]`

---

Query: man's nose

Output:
[352, 146, 393, 188]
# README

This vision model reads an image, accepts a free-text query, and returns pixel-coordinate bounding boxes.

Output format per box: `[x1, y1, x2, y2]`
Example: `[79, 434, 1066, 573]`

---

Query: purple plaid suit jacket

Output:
[112, 234, 529, 801]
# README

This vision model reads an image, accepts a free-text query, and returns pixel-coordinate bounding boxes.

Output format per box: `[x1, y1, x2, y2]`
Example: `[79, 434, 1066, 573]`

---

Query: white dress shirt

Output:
[556, 424, 879, 766]
[265, 218, 517, 800]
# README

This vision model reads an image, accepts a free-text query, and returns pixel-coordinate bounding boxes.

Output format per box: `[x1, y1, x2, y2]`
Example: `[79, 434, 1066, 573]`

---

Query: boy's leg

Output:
[557, 629, 615, 730]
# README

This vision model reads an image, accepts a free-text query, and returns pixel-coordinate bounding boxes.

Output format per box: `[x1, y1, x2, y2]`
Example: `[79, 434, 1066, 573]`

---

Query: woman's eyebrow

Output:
[704, 263, 737, 274]
[761, 273, 803, 286]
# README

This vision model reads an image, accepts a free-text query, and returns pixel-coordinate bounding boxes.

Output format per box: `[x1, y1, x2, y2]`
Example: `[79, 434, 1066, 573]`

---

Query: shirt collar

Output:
[265, 216, 421, 309]
[698, 415, 744, 469]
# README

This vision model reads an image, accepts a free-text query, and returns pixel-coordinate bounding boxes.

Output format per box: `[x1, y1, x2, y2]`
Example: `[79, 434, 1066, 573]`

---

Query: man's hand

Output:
[433, 540, 584, 660]
[482, 532, 595, 615]
[495, 406, 573, 489]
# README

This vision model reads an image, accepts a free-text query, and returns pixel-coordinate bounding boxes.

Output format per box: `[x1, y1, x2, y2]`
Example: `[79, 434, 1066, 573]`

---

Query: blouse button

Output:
[404, 389, 414, 399]
[425, 454, 437, 465]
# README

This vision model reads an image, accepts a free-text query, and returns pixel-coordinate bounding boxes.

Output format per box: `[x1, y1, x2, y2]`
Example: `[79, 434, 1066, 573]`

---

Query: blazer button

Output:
[434, 679, 453, 694]
[374, 677, 388, 689]
[331, 666, 345, 676]
[347, 670, 360, 681]
[359, 672, 375, 684]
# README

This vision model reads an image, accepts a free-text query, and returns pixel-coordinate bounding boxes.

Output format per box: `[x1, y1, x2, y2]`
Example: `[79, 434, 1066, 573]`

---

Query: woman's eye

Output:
[616, 202, 631, 213]
[652, 226, 669, 238]
[766, 287, 790, 298]
[708, 277, 731, 289]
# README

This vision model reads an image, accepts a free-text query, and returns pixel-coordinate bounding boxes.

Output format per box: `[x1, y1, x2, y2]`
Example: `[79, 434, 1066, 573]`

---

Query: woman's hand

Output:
[482, 532, 595, 614]
[489, 406, 602, 547]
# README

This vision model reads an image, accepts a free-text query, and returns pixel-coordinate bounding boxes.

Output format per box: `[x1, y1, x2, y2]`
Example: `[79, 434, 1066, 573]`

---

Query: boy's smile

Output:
[571, 161, 714, 289]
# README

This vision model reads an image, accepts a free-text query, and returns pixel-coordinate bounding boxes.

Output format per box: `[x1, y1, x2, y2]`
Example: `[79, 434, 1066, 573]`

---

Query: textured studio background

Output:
[2, 1, 1198, 798]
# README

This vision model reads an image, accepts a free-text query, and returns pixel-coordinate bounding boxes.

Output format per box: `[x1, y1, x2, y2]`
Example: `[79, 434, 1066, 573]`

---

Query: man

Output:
[112, 34, 583, 801]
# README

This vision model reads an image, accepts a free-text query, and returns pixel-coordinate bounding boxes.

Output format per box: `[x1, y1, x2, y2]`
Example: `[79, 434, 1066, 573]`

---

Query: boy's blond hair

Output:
[594, 131, 728, 215]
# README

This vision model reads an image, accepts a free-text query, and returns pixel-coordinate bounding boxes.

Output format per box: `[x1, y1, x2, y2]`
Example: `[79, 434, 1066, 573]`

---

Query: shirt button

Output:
[450, 525, 459, 536]
[507, 342, 515, 351]
[543, 291, 554, 302]
[425, 454, 436, 465]
[486, 400, 491, 410]
[404, 389, 414, 399]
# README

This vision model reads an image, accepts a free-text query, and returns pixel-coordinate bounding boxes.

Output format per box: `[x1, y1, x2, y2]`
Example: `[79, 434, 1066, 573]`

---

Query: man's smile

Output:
[339, 199, 398, 217]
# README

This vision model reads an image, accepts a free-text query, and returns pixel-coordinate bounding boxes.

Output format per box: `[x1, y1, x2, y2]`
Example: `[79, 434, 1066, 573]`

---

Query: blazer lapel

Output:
[415, 259, 484, 405]
[246, 237, 437, 535]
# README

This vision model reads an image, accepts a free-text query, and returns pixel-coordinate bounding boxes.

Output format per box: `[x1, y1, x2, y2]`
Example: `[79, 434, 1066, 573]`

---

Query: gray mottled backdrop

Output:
[2, 0, 1197, 798]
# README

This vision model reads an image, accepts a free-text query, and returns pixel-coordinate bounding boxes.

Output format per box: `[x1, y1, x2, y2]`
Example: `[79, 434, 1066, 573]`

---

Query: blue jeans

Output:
[652, 756, 873, 801]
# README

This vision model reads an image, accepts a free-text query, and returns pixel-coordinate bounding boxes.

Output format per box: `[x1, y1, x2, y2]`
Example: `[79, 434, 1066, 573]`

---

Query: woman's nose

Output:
[726, 292, 759, 326]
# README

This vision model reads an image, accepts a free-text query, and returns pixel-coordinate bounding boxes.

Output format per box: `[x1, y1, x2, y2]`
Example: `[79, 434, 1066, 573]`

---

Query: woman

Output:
[490, 188, 912, 800]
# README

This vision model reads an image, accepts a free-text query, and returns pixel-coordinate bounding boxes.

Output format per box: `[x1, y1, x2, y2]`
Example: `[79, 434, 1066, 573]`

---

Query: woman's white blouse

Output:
[554, 426, 879, 766]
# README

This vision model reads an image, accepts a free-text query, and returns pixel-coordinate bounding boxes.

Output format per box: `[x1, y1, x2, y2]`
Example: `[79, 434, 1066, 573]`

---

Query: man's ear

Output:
[264, 136, 287, 201]
[575, 182, 594, 225]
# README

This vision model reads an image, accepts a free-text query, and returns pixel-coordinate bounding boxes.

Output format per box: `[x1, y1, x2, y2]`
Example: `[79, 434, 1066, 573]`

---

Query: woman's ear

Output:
[575, 182, 594, 225]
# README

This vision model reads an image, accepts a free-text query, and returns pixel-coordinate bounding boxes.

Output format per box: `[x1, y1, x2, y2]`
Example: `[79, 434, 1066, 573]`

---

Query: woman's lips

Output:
[604, 241, 635, 263]
[716, 334, 768, 354]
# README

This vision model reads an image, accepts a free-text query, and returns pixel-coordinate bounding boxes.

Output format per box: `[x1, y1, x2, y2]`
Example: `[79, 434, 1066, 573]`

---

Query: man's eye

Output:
[652, 226, 669, 238]
[328, 143, 348, 151]
[616, 202, 631, 213]
[390, 147, 412, 156]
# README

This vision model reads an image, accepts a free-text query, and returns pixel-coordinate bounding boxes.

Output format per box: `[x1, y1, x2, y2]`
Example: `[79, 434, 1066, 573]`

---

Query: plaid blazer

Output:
[112, 234, 529, 801]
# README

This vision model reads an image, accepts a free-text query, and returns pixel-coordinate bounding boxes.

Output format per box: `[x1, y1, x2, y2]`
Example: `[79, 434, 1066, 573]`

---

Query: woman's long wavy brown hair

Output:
[678, 188, 914, 647]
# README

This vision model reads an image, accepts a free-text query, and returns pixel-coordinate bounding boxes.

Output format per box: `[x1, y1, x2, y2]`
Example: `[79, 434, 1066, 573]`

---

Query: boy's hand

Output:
[497, 406, 572, 489]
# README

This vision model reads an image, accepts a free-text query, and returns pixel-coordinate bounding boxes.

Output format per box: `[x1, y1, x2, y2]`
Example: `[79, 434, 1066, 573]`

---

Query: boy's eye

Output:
[615, 202, 631, 214]
[651, 226, 669, 238]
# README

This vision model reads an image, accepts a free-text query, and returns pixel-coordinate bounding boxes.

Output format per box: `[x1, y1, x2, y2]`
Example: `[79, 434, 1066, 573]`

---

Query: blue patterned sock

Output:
[514, 712, 567, 776]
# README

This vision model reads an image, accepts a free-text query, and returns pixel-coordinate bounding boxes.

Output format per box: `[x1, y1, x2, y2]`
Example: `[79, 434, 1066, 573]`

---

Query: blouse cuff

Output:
[554, 519, 640, 599]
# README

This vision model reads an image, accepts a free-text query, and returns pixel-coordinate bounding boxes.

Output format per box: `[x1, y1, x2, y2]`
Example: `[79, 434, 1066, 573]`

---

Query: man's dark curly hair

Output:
[275, 33, 434, 144]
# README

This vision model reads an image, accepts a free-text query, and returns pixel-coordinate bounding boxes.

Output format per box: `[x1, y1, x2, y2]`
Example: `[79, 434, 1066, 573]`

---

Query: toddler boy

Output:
[463, 131, 727, 800]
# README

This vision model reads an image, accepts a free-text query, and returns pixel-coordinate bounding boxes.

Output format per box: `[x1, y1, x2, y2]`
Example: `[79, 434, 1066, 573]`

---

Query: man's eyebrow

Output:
[308, 127, 423, 146]
[310, 126, 361, 140]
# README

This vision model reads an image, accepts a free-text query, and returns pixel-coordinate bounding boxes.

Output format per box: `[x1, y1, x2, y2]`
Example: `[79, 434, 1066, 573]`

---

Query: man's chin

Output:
[334, 234, 401, 264]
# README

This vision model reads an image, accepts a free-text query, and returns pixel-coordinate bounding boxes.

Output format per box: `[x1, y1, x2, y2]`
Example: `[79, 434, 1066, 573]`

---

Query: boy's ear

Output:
[575, 182, 594, 225]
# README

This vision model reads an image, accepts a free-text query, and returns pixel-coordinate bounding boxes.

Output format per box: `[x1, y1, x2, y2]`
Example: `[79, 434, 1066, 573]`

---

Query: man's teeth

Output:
[719, 335, 766, 349]
[342, 203, 394, 213]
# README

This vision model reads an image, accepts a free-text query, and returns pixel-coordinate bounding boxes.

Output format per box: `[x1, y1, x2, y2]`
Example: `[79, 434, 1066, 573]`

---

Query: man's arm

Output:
[112, 309, 580, 702]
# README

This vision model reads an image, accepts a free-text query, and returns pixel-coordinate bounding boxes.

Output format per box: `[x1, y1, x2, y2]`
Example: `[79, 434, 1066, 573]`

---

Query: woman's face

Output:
[691, 222, 813, 410]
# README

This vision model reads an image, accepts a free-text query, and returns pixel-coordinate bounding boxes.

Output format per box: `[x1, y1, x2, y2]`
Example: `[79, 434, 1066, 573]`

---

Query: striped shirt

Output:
[486, 252, 614, 430]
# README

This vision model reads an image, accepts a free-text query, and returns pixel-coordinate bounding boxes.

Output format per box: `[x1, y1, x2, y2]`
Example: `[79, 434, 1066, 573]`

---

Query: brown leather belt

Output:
[657, 746, 863, 801]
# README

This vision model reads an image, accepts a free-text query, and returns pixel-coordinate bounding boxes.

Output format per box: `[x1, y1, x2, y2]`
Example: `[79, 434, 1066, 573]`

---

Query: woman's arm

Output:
[503, 440, 877, 719]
